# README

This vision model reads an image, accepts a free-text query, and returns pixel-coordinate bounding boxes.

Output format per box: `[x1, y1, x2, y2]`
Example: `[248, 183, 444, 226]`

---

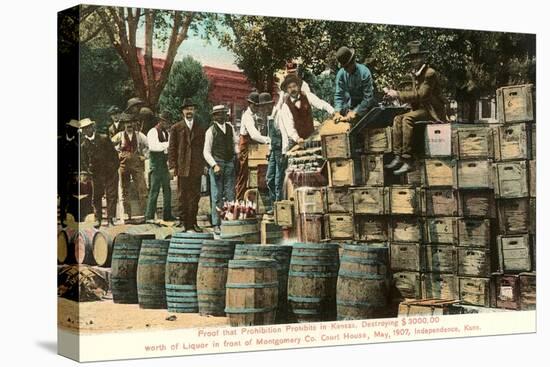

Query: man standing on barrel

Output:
[203, 105, 239, 234]
[384, 41, 447, 175]
[168, 98, 207, 232]
[145, 112, 176, 223]
[235, 91, 270, 200]
[333, 46, 376, 123]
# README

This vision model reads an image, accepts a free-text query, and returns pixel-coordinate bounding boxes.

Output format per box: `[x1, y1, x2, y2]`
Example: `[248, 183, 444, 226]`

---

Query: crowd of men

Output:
[59, 41, 447, 234]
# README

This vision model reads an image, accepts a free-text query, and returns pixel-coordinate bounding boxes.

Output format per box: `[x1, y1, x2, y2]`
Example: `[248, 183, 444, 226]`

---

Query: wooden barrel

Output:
[220, 219, 260, 244]
[225, 259, 279, 326]
[165, 237, 204, 313]
[111, 233, 155, 304]
[92, 230, 114, 267]
[57, 228, 76, 264]
[234, 244, 292, 323]
[336, 243, 390, 320]
[196, 239, 236, 316]
[288, 242, 340, 323]
[137, 239, 170, 309]
[74, 228, 98, 265]
[172, 232, 214, 240]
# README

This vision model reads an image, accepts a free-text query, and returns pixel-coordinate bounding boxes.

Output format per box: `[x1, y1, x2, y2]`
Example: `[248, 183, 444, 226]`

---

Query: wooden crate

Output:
[247, 164, 268, 190]
[425, 245, 457, 274]
[492, 273, 521, 310]
[519, 272, 536, 310]
[390, 217, 424, 243]
[459, 190, 496, 218]
[457, 248, 491, 277]
[354, 216, 389, 242]
[458, 219, 492, 249]
[390, 242, 424, 272]
[274, 200, 294, 227]
[326, 214, 354, 240]
[398, 298, 462, 316]
[457, 160, 492, 189]
[496, 84, 534, 124]
[363, 154, 386, 186]
[422, 273, 459, 300]
[459, 277, 492, 307]
[296, 187, 326, 214]
[321, 133, 351, 160]
[494, 123, 533, 161]
[421, 188, 460, 217]
[364, 127, 392, 154]
[493, 160, 529, 198]
[529, 160, 536, 197]
[392, 272, 423, 300]
[496, 234, 533, 273]
[328, 159, 364, 187]
[389, 185, 421, 215]
[454, 125, 495, 159]
[424, 123, 452, 157]
[497, 198, 533, 234]
[405, 163, 424, 186]
[423, 159, 457, 187]
[352, 186, 389, 215]
[298, 214, 327, 243]
[425, 217, 459, 244]
[326, 187, 353, 213]
[248, 143, 270, 160]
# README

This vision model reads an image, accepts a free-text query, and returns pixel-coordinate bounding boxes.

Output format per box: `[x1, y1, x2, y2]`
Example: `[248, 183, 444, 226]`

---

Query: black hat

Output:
[107, 105, 121, 115]
[258, 92, 273, 105]
[405, 40, 429, 59]
[181, 98, 196, 109]
[336, 46, 356, 67]
[158, 111, 171, 122]
[125, 97, 145, 111]
[281, 74, 302, 91]
[247, 91, 260, 105]
[118, 112, 137, 123]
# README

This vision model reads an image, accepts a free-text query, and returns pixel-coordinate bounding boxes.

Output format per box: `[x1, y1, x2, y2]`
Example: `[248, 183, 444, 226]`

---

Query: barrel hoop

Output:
[290, 259, 339, 266]
[228, 260, 278, 268]
[165, 284, 197, 290]
[291, 309, 322, 315]
[337, 300, 386, 307]
[172, 232, 214, 239]
[167, 256, 200, 263]
[338, 270, 386, 279]
[342, 244, 388, 252]
[340, 256, 386, 265]
[166, 292, 198, 298]
[112, 255, 139, 260]
[199, 253, 234, 259]
[226, 282, 279, 289]
[197, 290, 226, 295]
[225, 306, 276, 314]
[202, 240, 239, 246]
[198, 262, 230, 268]
[137, 259, 168, 265]
[168, 248, 202, 253]
[292, 243, 340, 250]
[288, 271, 338, 277]
[288, 296, 323, 303]
[170, 239, 204, 245]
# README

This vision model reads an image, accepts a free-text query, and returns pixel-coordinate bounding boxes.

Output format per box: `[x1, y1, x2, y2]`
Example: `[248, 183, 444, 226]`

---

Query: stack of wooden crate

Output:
[246, 143, 271, 214]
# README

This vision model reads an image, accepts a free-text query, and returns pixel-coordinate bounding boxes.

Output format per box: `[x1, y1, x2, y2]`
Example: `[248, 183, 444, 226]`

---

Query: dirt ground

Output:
[58, 297, 228, 334]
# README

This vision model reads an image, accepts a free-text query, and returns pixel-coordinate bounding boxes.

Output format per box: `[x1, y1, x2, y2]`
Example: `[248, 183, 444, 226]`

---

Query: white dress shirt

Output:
[146, 127, 169, 153]
[203, 121, 239, 168]
[274, 80, 311, 112]
[239, 107, 270, 144]
[184, 118, 194, 131]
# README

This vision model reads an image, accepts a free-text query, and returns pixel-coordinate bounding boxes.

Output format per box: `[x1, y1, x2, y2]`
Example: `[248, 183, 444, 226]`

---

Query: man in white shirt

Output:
[145, 112, 176, 223]
[112, 115, 149, 222]
[278, 74, 335, 154]
[273, 61, 312, 113]
[203, 105, 239, 233]
[235, 91, 270, 200]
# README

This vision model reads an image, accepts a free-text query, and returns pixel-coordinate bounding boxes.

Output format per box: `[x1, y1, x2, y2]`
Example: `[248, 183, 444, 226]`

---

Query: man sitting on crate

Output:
[384, 41, 448, 175]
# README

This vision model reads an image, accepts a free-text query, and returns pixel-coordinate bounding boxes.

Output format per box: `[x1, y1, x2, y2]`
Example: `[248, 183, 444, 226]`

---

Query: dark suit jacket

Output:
[399, 65, 447, 122]
[168, 120, 206, 177]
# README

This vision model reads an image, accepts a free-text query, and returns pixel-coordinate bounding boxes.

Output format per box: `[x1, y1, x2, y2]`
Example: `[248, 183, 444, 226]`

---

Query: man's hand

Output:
[385, 89, 399, 100]
[333, 111, 343, 123]
[169, 168, 176, 178]
[213, 164, 222, 175]
[297, 138, 305, 147]
[346, 110, 357, 121]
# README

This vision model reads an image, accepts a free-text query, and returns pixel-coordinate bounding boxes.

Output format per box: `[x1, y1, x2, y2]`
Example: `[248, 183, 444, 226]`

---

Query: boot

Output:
[191, 224, 203, 233]
[214, 225, 221, 235]
[393, 161, 413, 175]
[384, 155, 402, 169]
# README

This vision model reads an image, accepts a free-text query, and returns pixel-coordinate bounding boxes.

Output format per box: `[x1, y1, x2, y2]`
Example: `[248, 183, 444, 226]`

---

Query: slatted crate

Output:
[364, 126, 393, 154]
[321, 133, 351, 160]
[390, 242, 424, 272]
[457, 248, 492, 277]
[423, 159, 457, 187]
[421, 188, 460, 216]
[325, 213, 354, 240]
[494, 122, 534, 161]
[496, 84, 534, 124]
[354, 216, 389, 242]
[390, 217, 424, 243]
[248, 143, 270, 160]
[496, 234, 533, 273]
[422, 273, 459, 300]
[298, 214, 327, 243]
[392, 271, 423, 300]
[425, 245, 457, 274]
[328, 158, 365, 187]
[296, 187, 326, 214]
[493, 160, 530, 199]
[351, 186, 390, 215]
[325, 186, 353, 213]
[425, 217, 459, 245]
[519, 272, 536, 310]
[457, 159, 492, 189]
[389, 185, 422, 215]
[491, 273, 521, 310]
[362, 154, 386, 186]
[274, 200, 294, 227]
[247, 164, 268, 190]
[453, 124, 495, 159]
[458, 277, 492, 307]
[497, 198, 533, 234]
[459, 189, 497, 218]
[457, 218, 492, 249]
[424, 123, 452, 157]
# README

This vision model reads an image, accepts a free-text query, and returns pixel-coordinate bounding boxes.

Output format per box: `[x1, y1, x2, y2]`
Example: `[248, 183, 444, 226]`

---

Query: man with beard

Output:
[168, 98, 207, 231]
[384, 41, 447, 175]
[80, 118, 120, 228]
[112, 114, 149, 222]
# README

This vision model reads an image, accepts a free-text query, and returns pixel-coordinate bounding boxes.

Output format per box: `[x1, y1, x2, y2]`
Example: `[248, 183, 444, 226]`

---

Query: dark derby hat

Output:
[107, 105, 121, 115]
[158, 111, 171, 123]
[258, 92, 274, 105]
[405, 40, 429, 59]
[281, 74, 303, 91]
[336, 46, 356, 67]
[247, 91, 260, 105]
[181, 98, 197, 109]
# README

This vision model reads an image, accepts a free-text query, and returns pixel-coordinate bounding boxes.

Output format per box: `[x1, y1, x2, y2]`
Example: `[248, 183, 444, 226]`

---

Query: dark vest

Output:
[121, 131, 138, 153]
[155, 125, 168, 142]
[285, 92, 313, 139]
[212, 123, 234, 162]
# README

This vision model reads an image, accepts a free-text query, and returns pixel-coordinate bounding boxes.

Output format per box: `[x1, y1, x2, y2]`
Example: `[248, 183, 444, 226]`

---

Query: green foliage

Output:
[79, 44, 133, 123]
[158, 56, 211, 126]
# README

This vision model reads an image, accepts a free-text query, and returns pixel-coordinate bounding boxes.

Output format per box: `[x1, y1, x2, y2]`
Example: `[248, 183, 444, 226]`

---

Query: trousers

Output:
[209, 159, 236, 226]
[392, 109, 431, 159]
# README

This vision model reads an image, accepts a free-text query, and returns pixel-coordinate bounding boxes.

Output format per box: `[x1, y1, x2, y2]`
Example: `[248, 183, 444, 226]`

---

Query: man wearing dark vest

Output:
[168, 98, 207, 231]
[384, 41, 448, 175]
[112, 114, 149, 222]
[145, 112, 176, 223]
[80, 118, 120, 228]
[278, 74, 334, 152]
[203, 105, 239, 234]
